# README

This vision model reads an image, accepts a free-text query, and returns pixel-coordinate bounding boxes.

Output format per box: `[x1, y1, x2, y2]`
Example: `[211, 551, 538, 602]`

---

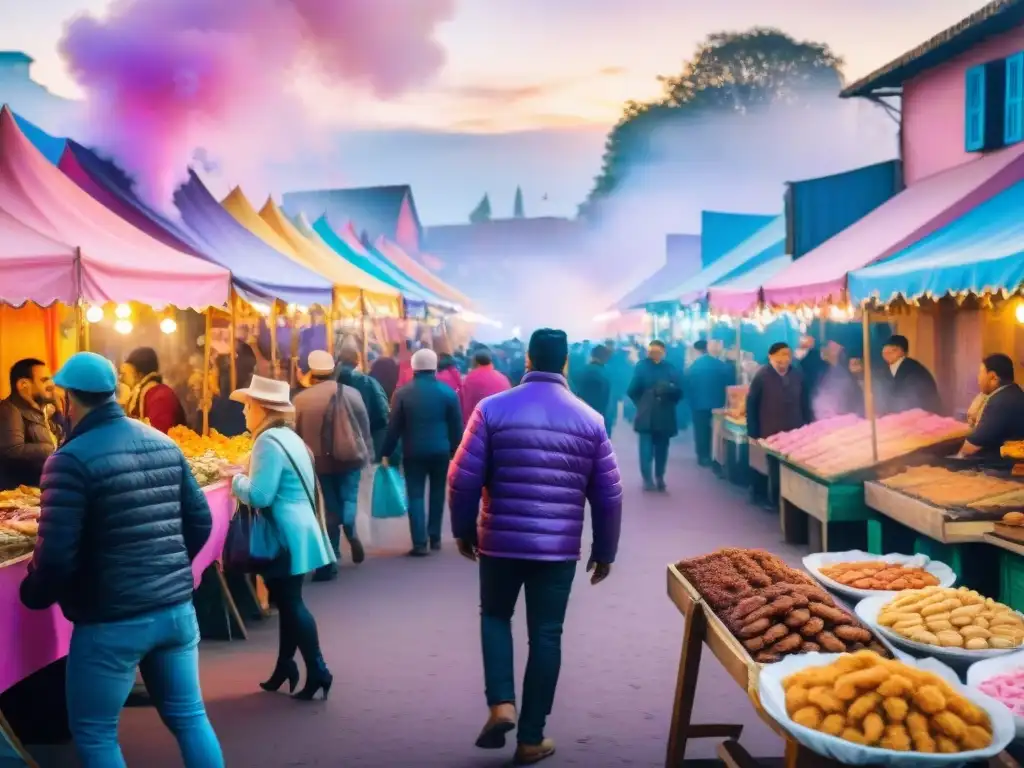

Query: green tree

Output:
[469, 193, 492, 223]
[513, 186, 525, 218]
[580, 28, 844, 218]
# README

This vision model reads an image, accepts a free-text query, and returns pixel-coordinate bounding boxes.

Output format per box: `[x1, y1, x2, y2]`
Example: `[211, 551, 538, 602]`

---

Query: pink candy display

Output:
[762, 410, 970, 478]
[979, 669, 1024, 716]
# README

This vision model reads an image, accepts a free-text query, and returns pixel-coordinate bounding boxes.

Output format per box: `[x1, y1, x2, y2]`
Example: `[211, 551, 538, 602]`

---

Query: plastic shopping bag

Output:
[371, 465, 407, 519]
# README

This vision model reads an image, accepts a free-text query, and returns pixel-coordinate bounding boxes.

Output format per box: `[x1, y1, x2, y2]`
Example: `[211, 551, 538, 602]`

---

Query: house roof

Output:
[0, 52, 33, 65]
[281, 184, 421, 244]
[842, 0, 1024, 97]
[423, 217, 584, 260]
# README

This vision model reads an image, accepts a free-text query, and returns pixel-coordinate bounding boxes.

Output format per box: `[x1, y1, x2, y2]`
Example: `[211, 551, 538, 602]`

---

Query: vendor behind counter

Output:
[960, 353, 1024, 458]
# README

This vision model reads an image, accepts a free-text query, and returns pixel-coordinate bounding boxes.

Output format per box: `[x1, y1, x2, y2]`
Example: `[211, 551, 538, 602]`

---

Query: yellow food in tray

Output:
[1002, 441, 1024, 460]
[783, 650, 993, 752]
[169, 426, 252, 465]
[877, 587, 1024, 650]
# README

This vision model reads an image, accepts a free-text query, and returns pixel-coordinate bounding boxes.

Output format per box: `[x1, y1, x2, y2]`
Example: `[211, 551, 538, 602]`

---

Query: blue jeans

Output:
[319, 470, 362, 567]
[638, 433, 670, 485]
[480, 555, 576, 745]
[404, 456, 449, 549]
[66, 601, 223, 768]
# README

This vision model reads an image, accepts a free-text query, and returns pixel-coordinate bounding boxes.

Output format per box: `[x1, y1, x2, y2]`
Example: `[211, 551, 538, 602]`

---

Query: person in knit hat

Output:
[379, 347, 464, 556]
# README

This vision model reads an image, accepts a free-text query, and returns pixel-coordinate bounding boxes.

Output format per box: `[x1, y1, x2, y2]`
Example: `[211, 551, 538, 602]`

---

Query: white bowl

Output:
[759, 652, 1014, 766]
[803, 550, 956, 602]
[856, 593, 1024, 663]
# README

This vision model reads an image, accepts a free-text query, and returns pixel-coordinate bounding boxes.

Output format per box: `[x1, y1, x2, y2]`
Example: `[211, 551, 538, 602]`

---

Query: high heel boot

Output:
[293, 655, 333, 701]
[260, 658, 300, 693]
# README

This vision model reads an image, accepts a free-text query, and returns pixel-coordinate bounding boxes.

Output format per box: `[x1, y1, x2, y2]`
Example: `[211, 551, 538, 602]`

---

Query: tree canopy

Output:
[469, 193, 492, 223]
[513, 186, 525, 218]
[580, 28, 845, 218]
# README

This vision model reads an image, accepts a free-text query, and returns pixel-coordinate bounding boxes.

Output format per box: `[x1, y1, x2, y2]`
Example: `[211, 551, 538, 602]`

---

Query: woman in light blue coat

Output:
[231, 376, 335, 701]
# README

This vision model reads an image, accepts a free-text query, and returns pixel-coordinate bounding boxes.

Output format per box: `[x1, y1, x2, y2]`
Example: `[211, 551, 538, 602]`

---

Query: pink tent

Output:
[0, 106, 229, 309]
[0, 209, 78, 307]
[760, 142, 1024, 308]
[374, 236, 475, 309]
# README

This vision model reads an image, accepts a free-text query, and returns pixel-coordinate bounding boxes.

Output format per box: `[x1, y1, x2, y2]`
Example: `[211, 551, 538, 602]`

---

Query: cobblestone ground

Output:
[117, 428, 807, 767]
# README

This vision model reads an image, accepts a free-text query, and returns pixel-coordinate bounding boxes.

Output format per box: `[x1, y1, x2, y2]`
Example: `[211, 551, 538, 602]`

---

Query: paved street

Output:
[118, 428, 808, 767]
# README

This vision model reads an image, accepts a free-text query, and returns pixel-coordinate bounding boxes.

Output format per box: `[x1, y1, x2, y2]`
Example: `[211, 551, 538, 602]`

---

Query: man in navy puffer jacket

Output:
[19, 352, 222, 767]
[449, 328, 623, 765]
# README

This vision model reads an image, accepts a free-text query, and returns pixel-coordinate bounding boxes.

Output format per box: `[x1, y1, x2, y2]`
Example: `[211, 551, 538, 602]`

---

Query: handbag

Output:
[221, 432, 323, 573]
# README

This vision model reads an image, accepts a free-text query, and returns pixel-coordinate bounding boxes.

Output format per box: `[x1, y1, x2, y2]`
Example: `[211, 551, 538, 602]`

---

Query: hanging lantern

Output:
[159, 317, 178, 335]
[114, 303, 132, 320]
[114, 319, 133, 335]
[85, 305, 104, 324]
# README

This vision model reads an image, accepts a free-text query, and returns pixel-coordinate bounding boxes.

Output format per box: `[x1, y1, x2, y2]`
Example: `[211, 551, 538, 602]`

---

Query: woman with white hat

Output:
[230, 375, 335, 700]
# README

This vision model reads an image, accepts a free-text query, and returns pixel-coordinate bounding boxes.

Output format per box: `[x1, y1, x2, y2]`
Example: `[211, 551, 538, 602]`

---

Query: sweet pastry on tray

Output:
[877, 586, 1024, 650]
[677, 549, 891, 663]
[783, 650, 993, 752]
[818, 561, 939, 591]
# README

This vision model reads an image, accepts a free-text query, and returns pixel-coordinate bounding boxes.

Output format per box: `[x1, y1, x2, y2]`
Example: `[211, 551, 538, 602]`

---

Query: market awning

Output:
[0, 105, 229, 310]
[311, 215, 434, 312]
[607, 234, 700, 312]
[848, 176, 1024, 303]
[0, 209, 78, 306]
[374, 236, 474, 309]
[639, 216, 784, 308]
[707, 255, 793, 315]
[258, 198, 402, 317]
[174, 171, 333, 308]
[762, 142, 1024, 307]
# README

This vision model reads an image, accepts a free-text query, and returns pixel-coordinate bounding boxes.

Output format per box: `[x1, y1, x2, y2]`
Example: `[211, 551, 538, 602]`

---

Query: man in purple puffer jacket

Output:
[448, 328, 623, 765]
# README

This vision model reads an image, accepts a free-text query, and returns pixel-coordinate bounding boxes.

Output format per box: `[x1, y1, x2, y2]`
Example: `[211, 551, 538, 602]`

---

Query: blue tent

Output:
[640, 215, 785, 307]
[848, 177, 1024, 304]
[700, 211, 776, 267]
[12, 112, 65, 164]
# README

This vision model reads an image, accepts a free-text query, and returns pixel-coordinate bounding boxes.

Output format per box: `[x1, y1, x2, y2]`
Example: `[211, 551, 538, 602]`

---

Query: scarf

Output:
[126, 372, 163, 421]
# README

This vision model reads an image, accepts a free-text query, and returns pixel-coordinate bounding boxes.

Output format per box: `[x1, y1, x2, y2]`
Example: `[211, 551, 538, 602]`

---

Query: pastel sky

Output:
[2, 0, 993, 133]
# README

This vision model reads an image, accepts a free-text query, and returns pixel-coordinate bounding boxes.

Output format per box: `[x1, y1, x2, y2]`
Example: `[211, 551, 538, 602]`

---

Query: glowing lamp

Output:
[114, 319, 133, 335]
[1016, 304, 1024, 325]
[85, 306, 104, 324]
[160, 318, 177, 335]
[115, 303, 132, 319]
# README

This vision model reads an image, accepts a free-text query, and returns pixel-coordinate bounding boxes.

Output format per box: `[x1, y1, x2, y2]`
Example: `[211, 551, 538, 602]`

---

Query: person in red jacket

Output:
[121, 347, 187, 434]
[460, 347, 510, 424]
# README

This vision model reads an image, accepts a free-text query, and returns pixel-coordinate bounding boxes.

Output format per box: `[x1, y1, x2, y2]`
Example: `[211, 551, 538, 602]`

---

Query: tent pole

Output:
[735, 319, 742, 384]
[361, 314, 369, 373]
[290, 308, 300, 388]
[327, 295, 337, 358]
[270, 302, 279, 380]
[201, 308, 213, 437]
[862, 306, 878, 463]
[229, 287, 238, 392]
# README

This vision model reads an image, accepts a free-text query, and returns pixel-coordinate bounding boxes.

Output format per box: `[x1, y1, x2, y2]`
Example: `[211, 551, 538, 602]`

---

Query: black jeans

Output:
[479, 555, 576, 745]
[692, 410, 713, 465]
[265, 575, 324, 671]
[404, 455, 450, 549]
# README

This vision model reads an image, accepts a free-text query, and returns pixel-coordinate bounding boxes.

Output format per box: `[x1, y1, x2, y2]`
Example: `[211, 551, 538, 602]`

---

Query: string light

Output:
[1015, 304, 1024, 325]
[114, 303, 132, 320]
[85, 306, 104, 324]
[114, 319, 133, 335]
[159, 317, 177, 334]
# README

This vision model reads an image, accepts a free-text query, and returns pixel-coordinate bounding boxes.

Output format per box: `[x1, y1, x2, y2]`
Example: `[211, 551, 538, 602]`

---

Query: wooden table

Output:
[778, 463, 881, 554]
[665, 563, 1021, 768]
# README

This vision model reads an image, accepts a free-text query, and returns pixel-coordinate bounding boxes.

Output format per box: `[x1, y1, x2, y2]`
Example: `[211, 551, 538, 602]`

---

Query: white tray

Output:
[759, 652, 1014, 766]
[856, 593, 1024, 663]
[803, 551, 957, 602]
[966, 650, 1024, 739]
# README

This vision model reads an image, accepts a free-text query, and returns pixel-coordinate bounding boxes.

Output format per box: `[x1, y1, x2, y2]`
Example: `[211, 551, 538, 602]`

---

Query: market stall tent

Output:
[0, 105, 230, 309]
[708, 255, 793, 315]
[639, 215, 784, 308]
[257, 197, 402, 317]
[361, 235, 456, 311]
[311, 215, 432, 314]
[848, 176, 1024, 304]
[174, 171, 333, 308]
[0, 209, 78, 306]
[762, 142, 1024, 308]
[374, 236, 473, 309]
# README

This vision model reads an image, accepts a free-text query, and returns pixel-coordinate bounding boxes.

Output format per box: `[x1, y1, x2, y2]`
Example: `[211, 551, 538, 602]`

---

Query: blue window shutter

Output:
[965, 65, 986, 151]
[1006, 53, 1024, 145]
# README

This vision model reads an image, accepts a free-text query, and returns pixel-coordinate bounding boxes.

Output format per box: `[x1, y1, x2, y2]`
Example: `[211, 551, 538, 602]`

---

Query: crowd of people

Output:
[6, 324, 1024, 766]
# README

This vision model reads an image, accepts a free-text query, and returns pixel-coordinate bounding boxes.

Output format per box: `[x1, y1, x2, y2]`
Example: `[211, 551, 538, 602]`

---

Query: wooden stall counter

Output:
[713, 410, 749, 486]
[778, 462, 881, 555]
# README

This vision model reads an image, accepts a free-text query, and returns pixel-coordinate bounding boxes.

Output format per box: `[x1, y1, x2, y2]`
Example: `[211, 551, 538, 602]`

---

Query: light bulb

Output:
[115, 303, 132, 319]
[1016, 304, 1024, 325]
[160, 317, 177, 334]
[114, 319, 133, 335]
[85, 306, 104, 324]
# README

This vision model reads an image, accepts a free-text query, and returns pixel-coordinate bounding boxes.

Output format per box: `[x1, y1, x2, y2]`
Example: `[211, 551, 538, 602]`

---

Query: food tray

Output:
[759, 652, 1014, 766]
[803, 550, 956, 601]
[855, 594, 1024, 663]
[966, 649, 1024, 740]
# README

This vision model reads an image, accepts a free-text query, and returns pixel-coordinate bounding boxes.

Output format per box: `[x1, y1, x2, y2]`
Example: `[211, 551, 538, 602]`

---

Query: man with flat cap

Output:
[20, 352, 222, 766]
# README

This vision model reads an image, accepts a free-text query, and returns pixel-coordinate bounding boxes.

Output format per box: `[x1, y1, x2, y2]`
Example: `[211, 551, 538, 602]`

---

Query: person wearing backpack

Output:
[294, 350, 374, 581]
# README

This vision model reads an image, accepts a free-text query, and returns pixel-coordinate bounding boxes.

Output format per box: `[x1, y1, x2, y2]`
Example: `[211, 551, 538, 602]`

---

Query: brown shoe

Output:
[475, 703, 517, 749]
[514, 738, 556, 765]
